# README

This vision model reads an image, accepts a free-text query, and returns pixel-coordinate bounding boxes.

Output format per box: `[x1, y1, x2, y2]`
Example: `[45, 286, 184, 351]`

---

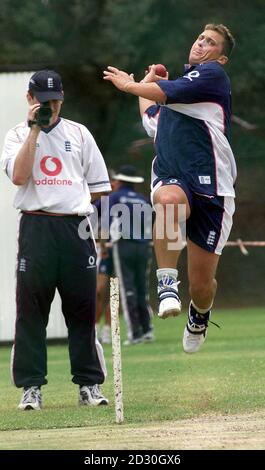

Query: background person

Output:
[95, 169, 119, 344]
[108, 165, 154, 345]
[1, 69, 111, 410]
[96, 244, 112, 344]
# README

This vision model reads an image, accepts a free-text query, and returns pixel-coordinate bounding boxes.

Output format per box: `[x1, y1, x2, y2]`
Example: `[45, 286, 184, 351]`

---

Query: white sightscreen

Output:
[0, 72, 67, 341]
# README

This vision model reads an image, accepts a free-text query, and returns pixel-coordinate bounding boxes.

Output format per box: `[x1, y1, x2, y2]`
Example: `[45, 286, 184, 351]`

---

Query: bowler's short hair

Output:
[204, 23, 235, 56]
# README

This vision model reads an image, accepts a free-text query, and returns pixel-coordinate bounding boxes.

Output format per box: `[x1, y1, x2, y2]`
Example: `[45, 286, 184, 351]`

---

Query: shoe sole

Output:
[18, 404, 41, 411]
[123, 340, 143, 346]
[79, 399, 109, 406]
[158, 308, 182, 319]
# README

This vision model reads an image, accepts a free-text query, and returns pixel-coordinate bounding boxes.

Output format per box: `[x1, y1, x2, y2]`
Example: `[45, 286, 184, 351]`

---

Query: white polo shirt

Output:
[1, 118, 111, 215]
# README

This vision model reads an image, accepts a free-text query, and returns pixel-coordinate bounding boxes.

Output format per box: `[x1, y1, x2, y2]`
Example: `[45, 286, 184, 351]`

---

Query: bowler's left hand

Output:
[103, 66, 135, 91]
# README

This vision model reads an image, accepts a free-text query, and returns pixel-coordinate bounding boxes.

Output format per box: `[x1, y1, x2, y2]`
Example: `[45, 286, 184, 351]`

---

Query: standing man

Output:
[103, 24, 236, 353]
[1, 70, 111, 410]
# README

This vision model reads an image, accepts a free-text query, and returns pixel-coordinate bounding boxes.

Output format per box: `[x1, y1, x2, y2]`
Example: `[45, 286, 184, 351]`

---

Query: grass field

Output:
[0, 307, 264, 449]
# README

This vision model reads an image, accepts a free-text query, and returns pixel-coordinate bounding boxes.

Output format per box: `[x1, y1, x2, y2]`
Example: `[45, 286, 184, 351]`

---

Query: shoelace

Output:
[189, 316, 221, 330]
[90, 385, 103, 399]
[209, 320, 221, 329]
[159, 276, 180, 288]
[23, 387, 40, 402]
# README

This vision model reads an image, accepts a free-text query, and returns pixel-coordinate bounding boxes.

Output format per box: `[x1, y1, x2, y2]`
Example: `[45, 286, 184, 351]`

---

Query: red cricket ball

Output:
[154, 64, 167, 77]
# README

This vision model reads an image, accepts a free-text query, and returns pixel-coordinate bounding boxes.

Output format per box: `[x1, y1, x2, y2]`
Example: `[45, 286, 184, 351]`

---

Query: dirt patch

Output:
[0, 411, 264, 450]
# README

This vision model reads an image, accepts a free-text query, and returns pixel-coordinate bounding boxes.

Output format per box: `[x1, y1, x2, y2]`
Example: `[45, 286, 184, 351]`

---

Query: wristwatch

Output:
[28, 120, 38, 128]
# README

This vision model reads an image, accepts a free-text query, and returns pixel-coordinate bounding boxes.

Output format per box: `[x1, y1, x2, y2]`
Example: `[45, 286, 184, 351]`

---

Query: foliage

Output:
[0, 1, 264, 216]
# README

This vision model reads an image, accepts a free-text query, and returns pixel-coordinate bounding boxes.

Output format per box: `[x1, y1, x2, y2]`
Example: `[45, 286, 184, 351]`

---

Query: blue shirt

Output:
[143, 61, 236, 197]
[94, 185, 153, 243]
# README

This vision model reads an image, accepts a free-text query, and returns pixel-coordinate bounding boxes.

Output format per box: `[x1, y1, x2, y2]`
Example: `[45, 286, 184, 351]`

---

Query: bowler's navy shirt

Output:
[143, 61, 237, 197]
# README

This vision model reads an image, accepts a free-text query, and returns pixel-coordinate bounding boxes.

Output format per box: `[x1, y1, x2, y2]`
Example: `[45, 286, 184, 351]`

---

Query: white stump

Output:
[110, 277, 124, 424]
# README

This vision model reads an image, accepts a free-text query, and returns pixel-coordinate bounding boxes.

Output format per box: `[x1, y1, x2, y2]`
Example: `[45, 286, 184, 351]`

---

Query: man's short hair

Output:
[204, 23, 235, 57]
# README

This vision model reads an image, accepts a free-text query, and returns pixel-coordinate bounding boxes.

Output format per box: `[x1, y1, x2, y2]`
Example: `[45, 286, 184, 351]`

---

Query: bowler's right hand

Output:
[142, 64, 169, 83]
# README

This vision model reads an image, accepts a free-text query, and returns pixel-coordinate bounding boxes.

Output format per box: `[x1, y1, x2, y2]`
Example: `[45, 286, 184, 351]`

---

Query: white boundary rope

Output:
[226, 239, 265, 256]
[103, 240, 265, 257]
[110, 277, 124, 424]
[171, 239, 265, 256]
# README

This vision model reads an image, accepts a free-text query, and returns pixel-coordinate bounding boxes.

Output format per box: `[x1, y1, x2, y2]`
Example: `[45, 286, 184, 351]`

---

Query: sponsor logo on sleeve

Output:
[199, 175, 211, 185]
[184, 70, 200, 81]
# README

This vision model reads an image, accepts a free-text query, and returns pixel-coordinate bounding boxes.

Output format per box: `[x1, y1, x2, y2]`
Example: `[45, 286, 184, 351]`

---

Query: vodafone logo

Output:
[35, 156, 72, 186]
[40, 156, 62, 176]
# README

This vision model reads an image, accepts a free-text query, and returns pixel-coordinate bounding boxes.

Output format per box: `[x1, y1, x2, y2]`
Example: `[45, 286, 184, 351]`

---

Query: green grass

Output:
[0, 307, 264, 432]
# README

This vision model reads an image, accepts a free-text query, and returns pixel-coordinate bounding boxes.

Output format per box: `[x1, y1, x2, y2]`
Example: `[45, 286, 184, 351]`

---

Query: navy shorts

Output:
[151, 177, 235, 255]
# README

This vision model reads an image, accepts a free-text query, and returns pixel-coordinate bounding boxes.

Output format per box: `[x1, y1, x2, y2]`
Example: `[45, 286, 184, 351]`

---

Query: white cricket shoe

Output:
[79, 385, 109, 406]
[18, 386, 42, 411]
[158, 275, 181, 319]
[183, 303, 211, 354]
[123, 337, 143, 346]
[142, 329, 155, 343]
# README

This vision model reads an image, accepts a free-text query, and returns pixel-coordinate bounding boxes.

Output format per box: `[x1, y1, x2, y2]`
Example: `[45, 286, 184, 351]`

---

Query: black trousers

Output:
[113, 240, 153, 340]
[13, 213, 106, 388]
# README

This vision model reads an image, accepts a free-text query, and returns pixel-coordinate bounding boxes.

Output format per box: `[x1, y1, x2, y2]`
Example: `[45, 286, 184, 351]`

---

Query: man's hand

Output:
[103, 66, 135, 91]
[104, 65, 166, 103]
[27, 103, 41, 128]
[13, 103, 41, 184]
[141, 64, 169, 83]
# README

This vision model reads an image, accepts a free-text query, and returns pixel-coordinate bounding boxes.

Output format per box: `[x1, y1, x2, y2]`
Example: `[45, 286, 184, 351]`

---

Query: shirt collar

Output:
[184, 63, 196, 71]
[41, 117, 61, 134]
